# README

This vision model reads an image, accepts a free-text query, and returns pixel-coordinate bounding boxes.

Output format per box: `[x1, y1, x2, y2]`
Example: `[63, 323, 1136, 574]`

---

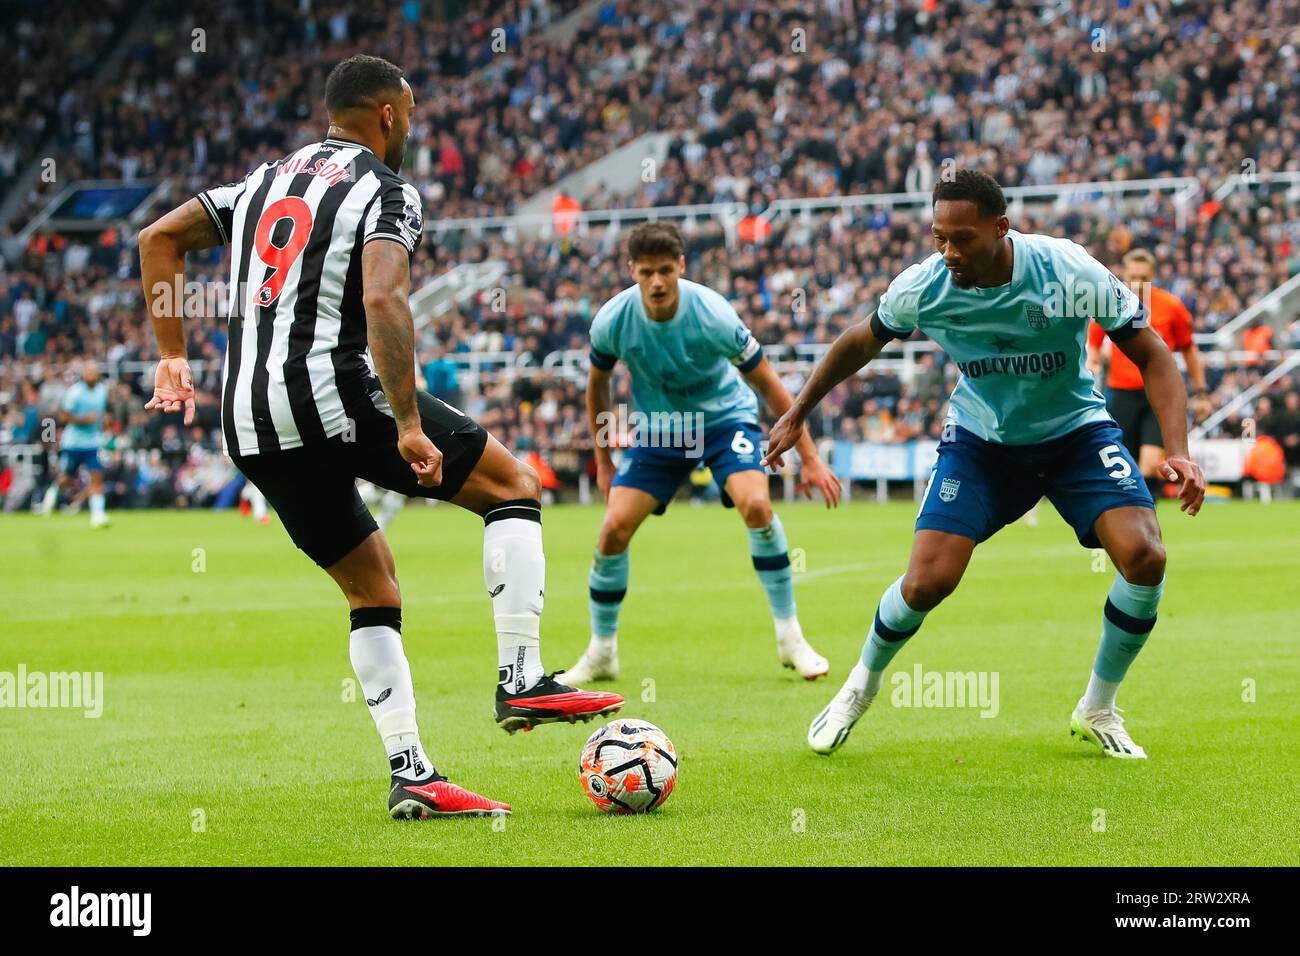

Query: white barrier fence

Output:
[44, 347, 1298, 403]
[827, 437, 1259, 504]
[0, 435, 1276, 513]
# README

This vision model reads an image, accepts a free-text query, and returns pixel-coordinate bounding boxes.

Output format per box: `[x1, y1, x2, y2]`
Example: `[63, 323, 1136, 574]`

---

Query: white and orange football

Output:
[578, 719, 678, 814]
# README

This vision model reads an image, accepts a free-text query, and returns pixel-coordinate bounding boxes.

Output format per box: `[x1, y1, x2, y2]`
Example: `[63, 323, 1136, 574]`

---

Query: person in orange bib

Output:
[1087, 249, 1208, 488]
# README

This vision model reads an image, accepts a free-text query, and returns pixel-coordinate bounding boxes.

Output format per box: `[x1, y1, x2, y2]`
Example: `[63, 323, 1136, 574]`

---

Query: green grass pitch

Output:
[2, 498, 1297, 866]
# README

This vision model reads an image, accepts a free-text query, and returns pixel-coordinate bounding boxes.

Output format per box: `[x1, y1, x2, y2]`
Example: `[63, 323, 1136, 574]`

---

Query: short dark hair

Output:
[932, 169, 1007, 219]
[627, 221, 684, 261]
[325, 55, 404, 114]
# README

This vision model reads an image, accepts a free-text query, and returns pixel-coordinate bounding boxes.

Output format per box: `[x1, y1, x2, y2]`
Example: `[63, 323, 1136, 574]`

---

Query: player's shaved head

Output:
[325, 55, 405, 114]
[324, 55, 413, 172]
[932, 170, 1011, 289]
[933, 169, 1007, 219]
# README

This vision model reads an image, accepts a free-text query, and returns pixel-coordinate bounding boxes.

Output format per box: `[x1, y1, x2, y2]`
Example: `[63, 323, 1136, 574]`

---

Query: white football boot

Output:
[776, 619, 829, 679]
[1070, 700, 1147, 759]
[808, 681, 873, 754]
[562, 638, 619, 684]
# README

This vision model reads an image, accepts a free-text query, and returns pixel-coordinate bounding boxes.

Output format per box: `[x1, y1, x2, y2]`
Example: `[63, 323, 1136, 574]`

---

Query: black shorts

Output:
[232, 390, 489, 568]
[1107, 387, 1162, 456]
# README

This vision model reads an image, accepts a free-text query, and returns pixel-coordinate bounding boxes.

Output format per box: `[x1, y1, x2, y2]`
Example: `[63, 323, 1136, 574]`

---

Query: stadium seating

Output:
[2, 0, 1300, 509]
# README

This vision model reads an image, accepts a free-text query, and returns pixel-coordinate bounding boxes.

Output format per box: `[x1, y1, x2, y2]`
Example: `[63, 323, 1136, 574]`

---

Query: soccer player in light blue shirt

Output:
[567, 221, 842, 684]
[42, 361, 111, 526]
[765, 170, 1206, 760]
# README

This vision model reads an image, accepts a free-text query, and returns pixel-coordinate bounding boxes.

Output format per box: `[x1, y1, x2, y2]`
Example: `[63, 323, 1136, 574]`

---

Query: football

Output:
[578, 720, 678, 814]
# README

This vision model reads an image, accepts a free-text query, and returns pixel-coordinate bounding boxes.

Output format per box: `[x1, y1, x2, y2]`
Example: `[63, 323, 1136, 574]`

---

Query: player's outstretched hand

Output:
[798, 456, 842, 508]
[761, 409, 804, 471]
[1161, 455, 1205, 516]
[399, 428, 443, 488]
[144, 356, 196, 425]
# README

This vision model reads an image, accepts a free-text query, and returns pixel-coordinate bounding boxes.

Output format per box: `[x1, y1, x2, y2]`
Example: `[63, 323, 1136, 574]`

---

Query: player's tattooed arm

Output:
[361, 239, 420, 431]
[761, 313, 888, 469]
[362, 239, 443, 487]
[138, 197, 226, 424]
[1116, 327, 1206, 515]
[138, 198, 223, 358]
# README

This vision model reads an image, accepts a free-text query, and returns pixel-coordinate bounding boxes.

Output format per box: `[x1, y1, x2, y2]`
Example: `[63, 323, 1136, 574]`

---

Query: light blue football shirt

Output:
[61, 380, 108, 451]
[589, 278, 763, 435]
[876, 229, 1147, 445]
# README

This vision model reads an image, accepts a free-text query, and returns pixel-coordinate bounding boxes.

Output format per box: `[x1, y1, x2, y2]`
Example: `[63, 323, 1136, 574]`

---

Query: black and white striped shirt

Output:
[197, 138, 423, 456]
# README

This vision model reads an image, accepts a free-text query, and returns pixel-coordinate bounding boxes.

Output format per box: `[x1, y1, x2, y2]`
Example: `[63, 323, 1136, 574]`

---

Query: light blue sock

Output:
[588, 549, 629, 638]
[861, 575, 928, 673]
[1094, 573, 1163, 683]
[748, 515, 796, 620]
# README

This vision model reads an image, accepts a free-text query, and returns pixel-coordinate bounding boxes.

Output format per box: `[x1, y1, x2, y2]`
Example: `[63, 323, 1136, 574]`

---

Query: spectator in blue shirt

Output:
[422, 344, 461, 408]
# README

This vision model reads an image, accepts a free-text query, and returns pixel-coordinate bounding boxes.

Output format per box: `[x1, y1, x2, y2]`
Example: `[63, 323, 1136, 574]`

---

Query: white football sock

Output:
[89, 494, 106, 519]
[775, 616, 802, 642]
[586, 633, 617, 657]
[484, 501, 546, 694]
[347, 608, 434, 779]
[240, 482, 267, 519]
[1082, 670, 1120, 711]
[847, 660, 883, 698]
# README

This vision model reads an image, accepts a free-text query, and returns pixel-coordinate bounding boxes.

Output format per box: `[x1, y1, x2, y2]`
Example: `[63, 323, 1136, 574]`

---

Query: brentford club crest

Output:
[939, 478, 961, 502]
[1026, 304, 1048, 330]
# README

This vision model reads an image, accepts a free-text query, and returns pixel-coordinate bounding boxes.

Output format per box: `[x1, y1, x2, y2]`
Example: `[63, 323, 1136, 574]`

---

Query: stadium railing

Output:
[1192, 350, 1300, 439]
[1210, 170, 1300, 202]
[411, 260, 509, 326]
[420, 177, 1203, 248]
[428, 201, 750, 245]
[1200, 171, 1300, 347]
[46, 344, 1291, 401]
[761, 177, 1203, 231]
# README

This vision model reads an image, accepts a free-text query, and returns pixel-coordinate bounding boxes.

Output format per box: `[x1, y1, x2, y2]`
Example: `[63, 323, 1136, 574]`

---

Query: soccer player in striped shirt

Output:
[137, 55, 622, 819]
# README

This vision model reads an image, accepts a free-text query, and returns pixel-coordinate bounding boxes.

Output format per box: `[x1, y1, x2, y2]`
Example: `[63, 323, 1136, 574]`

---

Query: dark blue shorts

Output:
[60, 448, 103, 476]
[916, 421, 1154, 548]
[612, 420, 764, 515]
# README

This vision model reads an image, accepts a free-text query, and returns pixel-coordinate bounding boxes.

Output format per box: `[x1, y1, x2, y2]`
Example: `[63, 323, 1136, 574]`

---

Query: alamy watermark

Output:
[890, 663, 999, 718]
[593, 404, 706, 458]
[1042, 274, 1154, 320]
[49, 886, 150, 936]
[0, 664, 103, 718]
